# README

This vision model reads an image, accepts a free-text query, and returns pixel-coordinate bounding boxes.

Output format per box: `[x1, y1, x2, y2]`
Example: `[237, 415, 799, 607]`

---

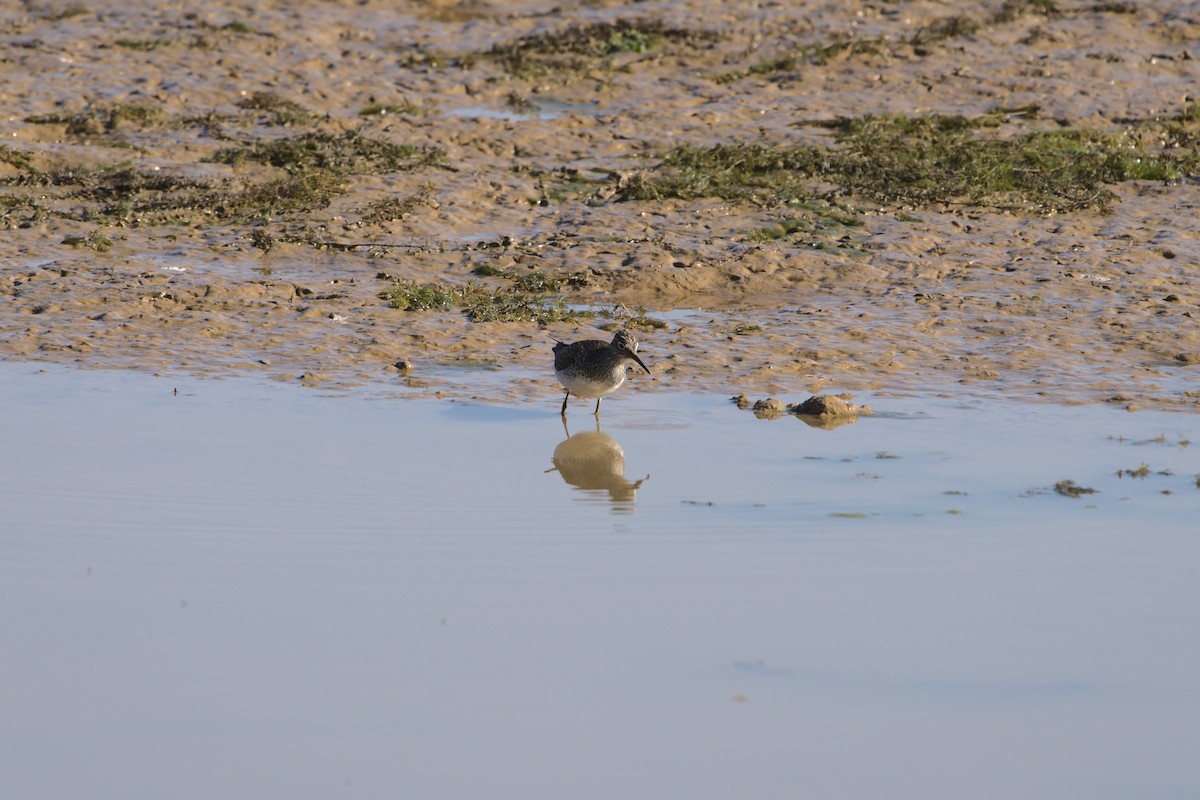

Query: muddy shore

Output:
[3, 0, 1199, 410]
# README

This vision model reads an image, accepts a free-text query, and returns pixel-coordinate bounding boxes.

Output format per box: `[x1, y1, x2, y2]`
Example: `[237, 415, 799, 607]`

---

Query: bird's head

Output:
[611, 331, 650, 374]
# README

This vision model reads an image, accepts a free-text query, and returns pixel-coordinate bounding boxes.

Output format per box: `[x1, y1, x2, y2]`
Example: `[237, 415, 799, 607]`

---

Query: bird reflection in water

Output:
[546, 418, 648, 511]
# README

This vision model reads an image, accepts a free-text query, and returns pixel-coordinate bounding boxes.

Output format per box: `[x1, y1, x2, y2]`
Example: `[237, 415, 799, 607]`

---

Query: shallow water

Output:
[448, 99, 597, 122]
[2, 362, 1198, 800]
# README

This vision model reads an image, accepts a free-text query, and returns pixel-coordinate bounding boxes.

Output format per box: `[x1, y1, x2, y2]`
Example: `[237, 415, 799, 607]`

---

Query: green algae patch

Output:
[488, 19, 719, 79]
[207, 132, 444, 176]
[381, 280, 587, 325]
[614, 111, 1200, 214]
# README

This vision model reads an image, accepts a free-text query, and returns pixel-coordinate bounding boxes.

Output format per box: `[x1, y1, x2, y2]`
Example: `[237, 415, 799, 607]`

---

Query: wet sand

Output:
[2, 0, 1199, 409]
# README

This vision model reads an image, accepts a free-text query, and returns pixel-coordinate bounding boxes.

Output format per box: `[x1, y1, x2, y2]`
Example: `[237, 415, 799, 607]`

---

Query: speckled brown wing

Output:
[553, 339, 606, 372]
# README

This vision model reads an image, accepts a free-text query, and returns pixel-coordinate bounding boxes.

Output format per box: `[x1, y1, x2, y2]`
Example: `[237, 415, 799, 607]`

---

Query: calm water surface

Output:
[2, 363, 1197, 800]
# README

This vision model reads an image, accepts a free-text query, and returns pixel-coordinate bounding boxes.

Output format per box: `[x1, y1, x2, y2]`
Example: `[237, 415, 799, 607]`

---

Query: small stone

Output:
[751, 398, 786, 418]
[791, 394, 860, 418]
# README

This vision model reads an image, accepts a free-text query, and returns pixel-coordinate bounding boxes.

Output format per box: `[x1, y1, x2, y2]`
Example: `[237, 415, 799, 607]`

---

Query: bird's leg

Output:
[594, 397, 602, 416]
[561, 391, 570, 415]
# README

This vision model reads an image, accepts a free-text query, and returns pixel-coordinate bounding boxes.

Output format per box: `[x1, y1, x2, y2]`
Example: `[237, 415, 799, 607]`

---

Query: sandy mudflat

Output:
[2, 0, 1199, 409]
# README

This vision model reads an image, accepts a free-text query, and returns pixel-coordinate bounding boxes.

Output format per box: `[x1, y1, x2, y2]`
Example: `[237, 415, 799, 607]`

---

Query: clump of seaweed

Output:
[712, 53, 801, 84]
[357, 188, 435, 225]
[236, 92, 316, 126]
[26, 102, 165, 137]
[461, 285, 578, 324]
[612, 111, 1199, 214]
[0, 194, 51, 225]
[489, 19, 719, 78]
[249, 229, 275, 253]
[381, 279, 584, 325]
[61, 231, 114, 251]
[9, 106, 443, 229]
[114, 37, 173, 51]
[611, 141, 824, 205]
[39, 164, 195, 202]
[910, 15, 982, 47]
[1116, 463, 1152, 479]
[380, 282, 456, 311]
[472, 263, 589, 293]
[207, 132, 444, 175]
[19, 161, 348, 225]
[622, 312, 669, 330]
[1054, 479, 1096, 497]
[183, 13, 256, 34]
[0, 145, 35, 171]
[230, 171, 349, 216]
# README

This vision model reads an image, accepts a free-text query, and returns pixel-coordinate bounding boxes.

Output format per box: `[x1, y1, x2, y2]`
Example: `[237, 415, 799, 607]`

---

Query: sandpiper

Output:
[553, 330, 650, 416]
